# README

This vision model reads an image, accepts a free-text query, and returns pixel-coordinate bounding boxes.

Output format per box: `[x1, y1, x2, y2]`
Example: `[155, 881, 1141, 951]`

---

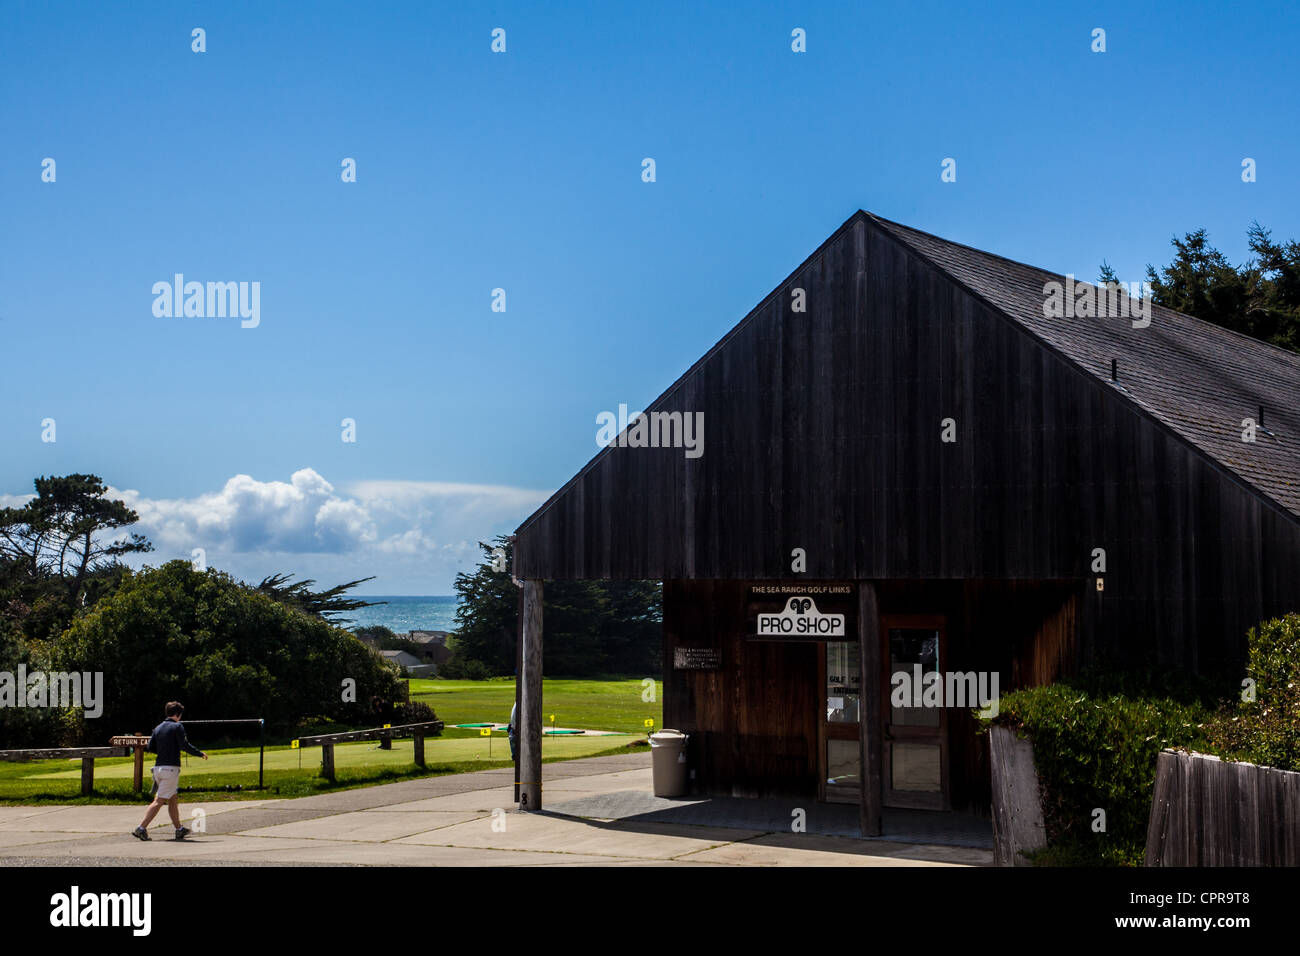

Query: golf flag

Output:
[480, 727, 492, 737]
[291, 740, 299, 749]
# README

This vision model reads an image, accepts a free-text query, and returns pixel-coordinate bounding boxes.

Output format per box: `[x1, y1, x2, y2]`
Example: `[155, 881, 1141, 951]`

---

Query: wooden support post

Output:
[133, 747, 145, 794]
[321, 742, 335, 781]
[518, 579, 544, 811]
[514, 580, 523, 803]
[414, 734, 425, 768]
[80, 757, 95, 796]
[858, 582, 882, 837]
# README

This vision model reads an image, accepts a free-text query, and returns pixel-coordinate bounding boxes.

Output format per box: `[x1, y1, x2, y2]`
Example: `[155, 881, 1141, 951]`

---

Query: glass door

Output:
[821, 640, 861, 803]
[881, 616, 948, 810]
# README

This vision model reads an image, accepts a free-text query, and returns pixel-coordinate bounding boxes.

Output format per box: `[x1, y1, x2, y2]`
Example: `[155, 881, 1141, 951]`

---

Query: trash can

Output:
[649, 729, 689, 797]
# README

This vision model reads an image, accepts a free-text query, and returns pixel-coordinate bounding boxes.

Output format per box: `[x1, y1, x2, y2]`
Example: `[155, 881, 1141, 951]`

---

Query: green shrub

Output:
[981, 685, 1209, 865]
[387, 700, 440, 728]
[51, 560, 404, 739]
[438, 655, 495, 680]
[1203, 612, 1300, 771]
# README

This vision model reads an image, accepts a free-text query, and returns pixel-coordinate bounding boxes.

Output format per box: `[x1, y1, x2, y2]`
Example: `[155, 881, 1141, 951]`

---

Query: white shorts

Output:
[151, 766, 181, 800]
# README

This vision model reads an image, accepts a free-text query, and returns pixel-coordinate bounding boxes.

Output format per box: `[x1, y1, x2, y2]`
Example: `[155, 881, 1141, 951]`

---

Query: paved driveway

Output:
[0, 753, 991, 867]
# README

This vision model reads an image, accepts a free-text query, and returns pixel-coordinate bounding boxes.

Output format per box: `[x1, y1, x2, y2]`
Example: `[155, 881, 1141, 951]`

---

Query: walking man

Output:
[132, 701, 208, 841]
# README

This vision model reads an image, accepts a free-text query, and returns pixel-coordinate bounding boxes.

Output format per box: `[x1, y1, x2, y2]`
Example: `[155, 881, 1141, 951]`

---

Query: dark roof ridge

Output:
[861, 211, 1300, 527]
[515, 211, 1300, 541]
[861, 210, 1300, 369]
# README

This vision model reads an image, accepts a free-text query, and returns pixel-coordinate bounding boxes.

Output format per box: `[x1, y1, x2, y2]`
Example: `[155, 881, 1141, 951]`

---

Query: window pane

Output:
[826, 739, 860, 790]
[889, 628, 941, 727]
[826, 641, 860, 723]
[891, 743, 942, 792]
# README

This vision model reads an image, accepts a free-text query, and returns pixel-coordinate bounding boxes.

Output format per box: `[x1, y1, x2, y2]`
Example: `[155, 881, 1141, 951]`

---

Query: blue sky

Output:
[2, 0, 1297, 593]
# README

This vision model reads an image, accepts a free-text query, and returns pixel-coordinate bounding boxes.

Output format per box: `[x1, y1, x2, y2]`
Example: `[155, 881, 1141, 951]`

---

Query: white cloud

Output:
[117, 469, 368, 554]
[91, 469, 552, 593]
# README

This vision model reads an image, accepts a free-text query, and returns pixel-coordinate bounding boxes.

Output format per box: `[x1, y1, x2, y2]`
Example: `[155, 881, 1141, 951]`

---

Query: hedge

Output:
[980, 686, 1209, 865]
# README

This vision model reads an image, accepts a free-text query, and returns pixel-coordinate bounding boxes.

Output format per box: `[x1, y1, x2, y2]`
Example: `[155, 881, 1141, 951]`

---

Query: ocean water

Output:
[342, 595, 461, 634]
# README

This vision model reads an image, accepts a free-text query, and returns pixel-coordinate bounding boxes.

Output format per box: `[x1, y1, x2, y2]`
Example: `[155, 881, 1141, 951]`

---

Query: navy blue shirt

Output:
[147, 719, 205, 767]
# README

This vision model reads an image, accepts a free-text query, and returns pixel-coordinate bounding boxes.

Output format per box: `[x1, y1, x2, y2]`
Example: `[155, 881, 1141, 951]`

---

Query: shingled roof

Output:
[866, 211, 1300, 520]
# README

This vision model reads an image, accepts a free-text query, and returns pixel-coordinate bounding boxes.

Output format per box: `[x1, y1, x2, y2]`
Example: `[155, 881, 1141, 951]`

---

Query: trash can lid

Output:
[649, 729, 687, 745]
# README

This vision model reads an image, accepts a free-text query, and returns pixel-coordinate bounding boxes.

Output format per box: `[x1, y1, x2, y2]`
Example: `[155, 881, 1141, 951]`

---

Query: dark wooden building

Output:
[509, 210, 1300, 831]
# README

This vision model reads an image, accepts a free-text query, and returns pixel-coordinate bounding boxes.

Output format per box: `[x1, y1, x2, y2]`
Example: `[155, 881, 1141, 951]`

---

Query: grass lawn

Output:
[0, 732, 644, 805]
[409, 677, 663, 734]
[0, 677, 662, 806]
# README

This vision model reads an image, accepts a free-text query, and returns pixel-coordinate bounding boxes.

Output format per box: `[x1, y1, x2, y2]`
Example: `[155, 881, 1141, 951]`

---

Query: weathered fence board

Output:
[0, 747, 125, 761]
[296, 720, 442, 747]
[989, 725, 1047, 866]
[1145, 750, 1300, 866]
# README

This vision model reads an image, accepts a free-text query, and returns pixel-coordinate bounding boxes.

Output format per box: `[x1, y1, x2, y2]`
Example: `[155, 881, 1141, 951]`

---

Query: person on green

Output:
[131, 701, 208, 841]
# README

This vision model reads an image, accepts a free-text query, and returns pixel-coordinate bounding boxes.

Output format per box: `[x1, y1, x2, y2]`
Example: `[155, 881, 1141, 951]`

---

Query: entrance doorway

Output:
[882, 615, 948, 810]
[817, 613, 950, 810]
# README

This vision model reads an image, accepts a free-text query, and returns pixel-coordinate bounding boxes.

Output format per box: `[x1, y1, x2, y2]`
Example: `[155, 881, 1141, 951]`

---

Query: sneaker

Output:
[131, 826, 150, 841]
[174, 826, 191, 840]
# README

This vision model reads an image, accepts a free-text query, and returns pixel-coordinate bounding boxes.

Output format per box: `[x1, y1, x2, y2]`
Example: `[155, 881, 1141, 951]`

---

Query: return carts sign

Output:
[748, 584, 855, 642]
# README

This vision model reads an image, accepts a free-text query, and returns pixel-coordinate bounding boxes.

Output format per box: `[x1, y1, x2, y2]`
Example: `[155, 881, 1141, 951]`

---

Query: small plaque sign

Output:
[673, 647, 721, 670]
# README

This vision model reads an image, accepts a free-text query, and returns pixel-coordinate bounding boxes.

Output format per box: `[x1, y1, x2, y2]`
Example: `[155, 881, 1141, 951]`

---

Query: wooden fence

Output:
[1145, 750, 1300, 866]
[988, 725, 1047, 866]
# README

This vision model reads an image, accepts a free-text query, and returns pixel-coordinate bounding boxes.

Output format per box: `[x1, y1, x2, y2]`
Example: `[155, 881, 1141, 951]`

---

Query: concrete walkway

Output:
[0, 753, 991, 867]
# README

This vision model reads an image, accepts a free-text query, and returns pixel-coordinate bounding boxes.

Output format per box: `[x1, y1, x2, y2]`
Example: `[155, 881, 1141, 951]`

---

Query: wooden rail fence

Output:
[295, 720, 444, 781]
[0, 747, 127, 795]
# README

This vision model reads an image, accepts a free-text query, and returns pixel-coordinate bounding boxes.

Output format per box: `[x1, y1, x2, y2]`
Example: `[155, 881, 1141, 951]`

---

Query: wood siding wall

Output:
[518, 216, 1300, 677]
[662, 579, 820, 798]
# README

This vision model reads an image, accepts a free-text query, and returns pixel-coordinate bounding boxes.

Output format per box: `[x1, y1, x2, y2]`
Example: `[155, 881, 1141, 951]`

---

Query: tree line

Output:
[445, 537, 662, 679]
[1103, 221, 1300, 353]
